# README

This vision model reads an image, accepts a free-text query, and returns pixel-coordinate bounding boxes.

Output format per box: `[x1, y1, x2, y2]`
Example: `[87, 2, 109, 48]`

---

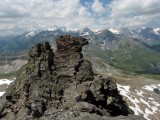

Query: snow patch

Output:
[143, 84, 159, 91]
[140, 98, 150, 107]
[0, 79, 13, 85]
[117, 83, 160, 120]
[144, 108, 153, 120]
[0, 92, 5, 97]
[0, 79, 14, 97]
[148, 97, 154, 100]
[25, 31, 39, 37]
[153, 28, 160, 35]
[83, 32, 89, 36]
[95, 30, 103, 34]
[143, 85, 154, 91]
[135, 90, 144, 97]
[109, 28, 120, 34]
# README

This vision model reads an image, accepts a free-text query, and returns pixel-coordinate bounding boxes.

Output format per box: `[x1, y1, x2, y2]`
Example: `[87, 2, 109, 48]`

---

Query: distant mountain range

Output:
[109, 27, 160, 45]
[84, 28, 160, 74]
[0, 27, 160, 74]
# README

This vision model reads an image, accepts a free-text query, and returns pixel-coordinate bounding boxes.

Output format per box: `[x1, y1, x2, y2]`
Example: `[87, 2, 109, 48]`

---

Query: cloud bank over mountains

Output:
[0, 0, 160, 35]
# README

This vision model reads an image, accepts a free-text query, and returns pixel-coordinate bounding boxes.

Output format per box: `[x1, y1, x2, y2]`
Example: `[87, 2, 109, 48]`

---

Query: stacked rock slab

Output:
[54, 35, 94, 84]
[0, 35, 144, 120]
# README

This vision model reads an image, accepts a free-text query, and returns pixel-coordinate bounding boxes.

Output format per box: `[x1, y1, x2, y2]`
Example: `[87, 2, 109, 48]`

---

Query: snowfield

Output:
[0, 79, 160, 120]
[0, 79, 14, 97]
[153, 28, 160, 35]
[0, 79, 13, 85]
[117, 83, 160, 120]
[109, 28, 120, 34]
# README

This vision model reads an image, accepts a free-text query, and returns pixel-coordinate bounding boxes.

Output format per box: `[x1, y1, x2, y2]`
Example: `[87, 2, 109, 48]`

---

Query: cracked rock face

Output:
[0, 35, 144, 120]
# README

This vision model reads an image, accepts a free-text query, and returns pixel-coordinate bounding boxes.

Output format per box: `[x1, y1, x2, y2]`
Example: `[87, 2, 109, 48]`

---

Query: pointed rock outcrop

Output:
[0, 36, 144, 120]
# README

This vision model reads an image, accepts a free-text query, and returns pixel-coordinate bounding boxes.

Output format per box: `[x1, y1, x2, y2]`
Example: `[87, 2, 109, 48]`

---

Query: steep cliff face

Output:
[0, 35, 144, 120]
[54, 35, 94, 86]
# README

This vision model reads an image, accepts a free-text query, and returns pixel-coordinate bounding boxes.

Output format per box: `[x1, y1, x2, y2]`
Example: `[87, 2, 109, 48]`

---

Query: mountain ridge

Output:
[0, 35, 145, 120]
[0, 27, 160, 75]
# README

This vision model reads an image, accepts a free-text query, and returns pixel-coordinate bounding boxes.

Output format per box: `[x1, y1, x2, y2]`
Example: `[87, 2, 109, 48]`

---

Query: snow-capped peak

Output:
[47, 25, 78, 32]
[153, 28, 160, 35]
[80, 27, 94, 36]
[25, 30, 40, 37]
[109, 28, 120, 34]
[47, 25, 58, 31]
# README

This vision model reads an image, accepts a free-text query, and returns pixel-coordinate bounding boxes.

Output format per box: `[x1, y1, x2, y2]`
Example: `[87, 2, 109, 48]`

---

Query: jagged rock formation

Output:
[0, 35, 145, 120]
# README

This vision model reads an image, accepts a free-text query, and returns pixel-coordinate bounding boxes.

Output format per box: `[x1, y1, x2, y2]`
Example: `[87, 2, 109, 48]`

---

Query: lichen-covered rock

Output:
[0, 36, 143, 120]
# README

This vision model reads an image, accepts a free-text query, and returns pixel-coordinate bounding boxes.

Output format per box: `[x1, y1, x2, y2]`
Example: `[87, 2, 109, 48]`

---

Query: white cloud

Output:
[92, 0, 105, 14]
[0, 0, 160, 35]
[120, 13, 160, 27]
[108, 0, 160, 28]
[0, 0, 99, 35]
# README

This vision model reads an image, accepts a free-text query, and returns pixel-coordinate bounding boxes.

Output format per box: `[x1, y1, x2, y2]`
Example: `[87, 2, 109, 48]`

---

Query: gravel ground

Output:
[0, 77, 159, 120]
[116, 77, 160, 120]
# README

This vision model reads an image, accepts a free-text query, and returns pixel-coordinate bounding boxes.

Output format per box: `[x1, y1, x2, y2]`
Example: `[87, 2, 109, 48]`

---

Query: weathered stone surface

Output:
[55, 35, 89, 77]
[0, 35, 143, 120]
[39, 111, 145, 120]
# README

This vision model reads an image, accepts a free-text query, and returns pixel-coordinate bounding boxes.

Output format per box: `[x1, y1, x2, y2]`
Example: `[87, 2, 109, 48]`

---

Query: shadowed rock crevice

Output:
[0, 35, 145, 120]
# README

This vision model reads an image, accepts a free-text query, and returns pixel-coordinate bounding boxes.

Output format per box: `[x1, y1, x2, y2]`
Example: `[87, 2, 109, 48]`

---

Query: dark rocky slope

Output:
[0, 35, 144, 120]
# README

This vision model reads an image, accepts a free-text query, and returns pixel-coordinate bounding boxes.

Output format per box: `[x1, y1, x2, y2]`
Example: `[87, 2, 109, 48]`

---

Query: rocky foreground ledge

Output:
[0, 35, 144, 120]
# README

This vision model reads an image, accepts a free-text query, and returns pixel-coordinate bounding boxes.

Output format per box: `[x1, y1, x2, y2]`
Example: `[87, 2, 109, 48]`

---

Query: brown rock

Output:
[0, 35, 137, 120]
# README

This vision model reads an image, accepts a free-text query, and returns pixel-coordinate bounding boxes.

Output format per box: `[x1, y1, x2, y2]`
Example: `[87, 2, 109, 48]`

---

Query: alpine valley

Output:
[0, 27, 160, 120]
[0, 27, 160, 76]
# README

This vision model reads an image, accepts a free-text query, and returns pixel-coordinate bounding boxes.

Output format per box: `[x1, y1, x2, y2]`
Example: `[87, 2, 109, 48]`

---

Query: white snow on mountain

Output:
[82, 32, 89, 36]
[0, 79, 14, 97]
[0, 92, 5, 96]
[95, 30, 103, 34]
[48, 26, 78, 32]
[47, 25, 59, 31]
[47, 28, 57, 31]
[0, 79, 13, 85]
[109, 28, 120, 34]
[79, 27, 94, 36]
[153, 28, 160, 35]
[25, 30, 40, 37]
[117, 84, 160, 120]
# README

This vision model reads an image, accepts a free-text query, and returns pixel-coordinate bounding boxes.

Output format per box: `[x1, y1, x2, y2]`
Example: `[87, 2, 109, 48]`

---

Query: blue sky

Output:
[0, 0, 160, 36]
[80, 0, 111, 7]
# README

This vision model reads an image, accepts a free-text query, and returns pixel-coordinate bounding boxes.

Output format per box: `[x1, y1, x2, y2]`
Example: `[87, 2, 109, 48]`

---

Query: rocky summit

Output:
[0, 35, 144, 120]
